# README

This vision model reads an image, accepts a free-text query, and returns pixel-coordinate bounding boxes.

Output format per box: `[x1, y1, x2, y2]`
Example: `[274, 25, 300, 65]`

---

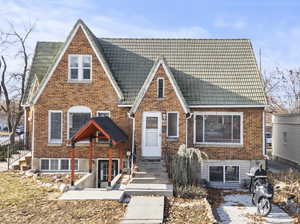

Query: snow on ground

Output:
[216, 192, 294, 224]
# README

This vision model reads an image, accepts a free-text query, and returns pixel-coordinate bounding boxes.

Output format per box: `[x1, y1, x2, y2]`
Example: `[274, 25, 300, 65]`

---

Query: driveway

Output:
[216, 191, 294, 224]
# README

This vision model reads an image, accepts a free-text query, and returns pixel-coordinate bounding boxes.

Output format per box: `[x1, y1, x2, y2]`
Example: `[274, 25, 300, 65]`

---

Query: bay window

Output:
[69, 55, 91, 81]
[194, 112, 243, 144]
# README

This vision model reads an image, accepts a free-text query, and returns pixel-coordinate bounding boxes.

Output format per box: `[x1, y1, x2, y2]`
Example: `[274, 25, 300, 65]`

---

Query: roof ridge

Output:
[98, 37, 250, 40]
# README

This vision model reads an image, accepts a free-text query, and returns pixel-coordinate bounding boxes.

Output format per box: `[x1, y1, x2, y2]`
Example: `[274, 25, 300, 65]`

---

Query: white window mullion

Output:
[202, 115, 205, 143]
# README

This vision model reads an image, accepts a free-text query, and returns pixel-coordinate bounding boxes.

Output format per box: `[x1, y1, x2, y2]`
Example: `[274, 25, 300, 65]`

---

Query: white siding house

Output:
[272, 113, 300, 167]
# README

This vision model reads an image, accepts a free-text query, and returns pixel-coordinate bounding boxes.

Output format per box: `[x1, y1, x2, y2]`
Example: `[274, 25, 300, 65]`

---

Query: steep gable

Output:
[27, 19, 123, 105]
[130, 57, 189, 114]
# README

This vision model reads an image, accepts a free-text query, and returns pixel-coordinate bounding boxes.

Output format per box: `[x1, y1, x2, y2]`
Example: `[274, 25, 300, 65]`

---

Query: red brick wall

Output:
[32, 27, 131, 159]
[187, 108, 264, 160]
[134, 65, 187, 160]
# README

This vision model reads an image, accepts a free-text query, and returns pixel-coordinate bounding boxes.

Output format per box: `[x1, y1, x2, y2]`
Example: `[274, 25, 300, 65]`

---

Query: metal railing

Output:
[0, 135, 30, 169]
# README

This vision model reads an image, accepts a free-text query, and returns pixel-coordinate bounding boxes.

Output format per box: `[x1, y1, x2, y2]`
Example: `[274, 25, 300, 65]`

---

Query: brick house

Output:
[22, 19, 267, 188]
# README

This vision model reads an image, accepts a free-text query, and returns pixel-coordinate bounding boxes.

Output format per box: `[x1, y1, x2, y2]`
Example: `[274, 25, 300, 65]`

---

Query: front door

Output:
[97, 160, 118, 188]
[142, 112, 161, 157]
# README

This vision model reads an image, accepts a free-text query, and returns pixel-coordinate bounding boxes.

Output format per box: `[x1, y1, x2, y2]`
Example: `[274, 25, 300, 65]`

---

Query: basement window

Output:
[209, 166, 239, 183]
[68, 55, 91, 81]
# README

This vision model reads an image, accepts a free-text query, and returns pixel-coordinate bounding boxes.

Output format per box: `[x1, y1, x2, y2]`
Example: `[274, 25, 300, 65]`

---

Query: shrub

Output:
[174, 184, 208, 199]
[169, 144, 208, 185]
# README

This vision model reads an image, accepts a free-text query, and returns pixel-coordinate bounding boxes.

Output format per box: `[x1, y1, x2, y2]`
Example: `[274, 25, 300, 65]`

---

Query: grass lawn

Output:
[0, 171, 126, 224]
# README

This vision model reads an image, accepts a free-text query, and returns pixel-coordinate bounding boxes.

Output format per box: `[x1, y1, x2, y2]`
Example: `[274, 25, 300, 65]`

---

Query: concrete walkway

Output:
[121, 196, 164, 224]
[59, 189, 124, 201]
[216, 192, 294, 224]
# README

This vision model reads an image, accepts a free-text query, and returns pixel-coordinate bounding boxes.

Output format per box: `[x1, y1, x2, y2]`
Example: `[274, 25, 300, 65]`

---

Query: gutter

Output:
[185, 112, 193, 146]
[127, 112, 135, 176]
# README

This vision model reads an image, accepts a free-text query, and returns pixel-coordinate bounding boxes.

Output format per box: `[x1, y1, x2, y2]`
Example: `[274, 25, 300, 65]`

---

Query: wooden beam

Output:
[89, 137, 93, 173]
[108, 147, 113, 186]
[70, 143, 75, 186]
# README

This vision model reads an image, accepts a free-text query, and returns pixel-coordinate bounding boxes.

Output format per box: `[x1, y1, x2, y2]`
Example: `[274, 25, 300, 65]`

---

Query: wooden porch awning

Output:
[70, 117, 128, 145]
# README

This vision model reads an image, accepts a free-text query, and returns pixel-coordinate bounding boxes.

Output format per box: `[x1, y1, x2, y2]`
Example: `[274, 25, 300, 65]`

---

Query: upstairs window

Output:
[48, 111, 62, 144]
[69, 55, 91, 81]
[157, 78, 164, 98]
[68, 106, 91, 140]
[194, 112, 243, 144]
[97, 111, 111, 143]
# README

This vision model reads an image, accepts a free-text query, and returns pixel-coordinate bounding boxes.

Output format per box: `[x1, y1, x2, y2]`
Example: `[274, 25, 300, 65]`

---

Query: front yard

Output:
[0, 171, 126, 224]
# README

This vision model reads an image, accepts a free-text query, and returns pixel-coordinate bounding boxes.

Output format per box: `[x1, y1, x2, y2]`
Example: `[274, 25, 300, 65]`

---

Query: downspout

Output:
[127, 112, 135, 176]
[185, 112, 193, 146]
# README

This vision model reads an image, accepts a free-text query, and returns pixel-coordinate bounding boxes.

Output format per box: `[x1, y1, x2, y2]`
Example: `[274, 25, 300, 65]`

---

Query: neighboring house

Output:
[272, 113, 300, 167]
[22, 19, 267, 188]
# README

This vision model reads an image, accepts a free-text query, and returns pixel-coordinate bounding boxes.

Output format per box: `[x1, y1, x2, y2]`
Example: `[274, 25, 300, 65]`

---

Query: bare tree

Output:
[0, 22, 34, 146]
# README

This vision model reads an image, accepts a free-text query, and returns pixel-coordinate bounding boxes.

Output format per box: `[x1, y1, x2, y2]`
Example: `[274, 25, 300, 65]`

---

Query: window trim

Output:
[48, 110, 63, 144]
[157, 77, 164, 98]
[96, 111, 111, 144]
[193, 112, 243, 145]
[96, 111, 111, 118]
[68, 54, 92, 82]
[40, 158, 80, 171]
[67, 106, 92, 140]
[167, 111, 179, 138]
[208, 165, 240, 183]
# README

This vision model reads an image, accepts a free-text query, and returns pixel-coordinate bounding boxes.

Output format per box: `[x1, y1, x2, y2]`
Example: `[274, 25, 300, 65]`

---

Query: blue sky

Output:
[1, 0, 300, 71]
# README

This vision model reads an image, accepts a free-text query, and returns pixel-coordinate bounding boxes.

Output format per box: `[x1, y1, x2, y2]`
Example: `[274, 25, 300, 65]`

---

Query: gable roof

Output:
[23, 20, 267, 107]
[130, 57, 189, 114]
[23, 19, 123, 105]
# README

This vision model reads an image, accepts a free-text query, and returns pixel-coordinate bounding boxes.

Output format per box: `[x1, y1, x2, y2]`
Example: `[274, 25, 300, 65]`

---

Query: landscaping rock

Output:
[59, 184, 69, 193]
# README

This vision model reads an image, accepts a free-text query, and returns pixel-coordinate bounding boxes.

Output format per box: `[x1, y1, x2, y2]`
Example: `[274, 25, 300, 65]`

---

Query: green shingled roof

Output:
[24, 37, 267, 106]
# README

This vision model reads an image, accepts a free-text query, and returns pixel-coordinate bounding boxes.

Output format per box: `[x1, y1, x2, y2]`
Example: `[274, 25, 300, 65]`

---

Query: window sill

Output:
[157, 97, 165, 100]
[195, 143, 243, 148]
[66, 143, 90, 147]
[67, 80, 92, 84]
[48, 143, 63, 147]
[167, 137, 179, 142]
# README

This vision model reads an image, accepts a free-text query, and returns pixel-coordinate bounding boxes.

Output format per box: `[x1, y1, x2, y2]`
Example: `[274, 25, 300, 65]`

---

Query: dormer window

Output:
[157, 78, 164, 98]
[69, 55, 91, 81]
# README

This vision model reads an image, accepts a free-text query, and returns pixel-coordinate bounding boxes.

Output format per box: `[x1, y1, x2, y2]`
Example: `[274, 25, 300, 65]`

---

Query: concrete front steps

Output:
[124, 159, 173, 197]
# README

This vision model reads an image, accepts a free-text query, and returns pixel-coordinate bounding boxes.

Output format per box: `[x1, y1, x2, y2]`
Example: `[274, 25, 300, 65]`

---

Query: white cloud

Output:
[214, 17, 246, 29]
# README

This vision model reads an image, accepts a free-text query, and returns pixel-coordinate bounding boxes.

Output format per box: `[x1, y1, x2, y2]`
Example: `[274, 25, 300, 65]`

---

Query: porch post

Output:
[71, 142, 75, 186]
[119, 147, 123, 171]
[89, 137, 93, 173]
[108, 140, 113, 187]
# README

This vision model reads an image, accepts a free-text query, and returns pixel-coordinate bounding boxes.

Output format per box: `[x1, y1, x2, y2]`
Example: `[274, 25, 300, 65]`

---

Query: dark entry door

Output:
[98, 160, 118, 188]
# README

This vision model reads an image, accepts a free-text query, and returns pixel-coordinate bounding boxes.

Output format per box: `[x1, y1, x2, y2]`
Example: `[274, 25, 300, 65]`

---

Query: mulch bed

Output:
[164, 197, 216, 224]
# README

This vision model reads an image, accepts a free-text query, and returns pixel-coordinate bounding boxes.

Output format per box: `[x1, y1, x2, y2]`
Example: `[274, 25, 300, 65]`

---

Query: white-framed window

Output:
[40, 158, 79, 171]
[96, 111, 111, 143]
[68, 106, 92, 140]
[157, 78, 164, 98]
[209, 165, 240, 183]
[194, 112, 243, 145]
[167, 112, 179, 138]
[68, 55, 92, 81]
[48, 110, 63, 144]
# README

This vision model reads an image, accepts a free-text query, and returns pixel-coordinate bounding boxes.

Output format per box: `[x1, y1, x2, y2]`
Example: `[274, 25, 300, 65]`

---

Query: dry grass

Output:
[0, 171, 126, 224]
[268, 170, 300, 223]
[164, 197, 216, 224]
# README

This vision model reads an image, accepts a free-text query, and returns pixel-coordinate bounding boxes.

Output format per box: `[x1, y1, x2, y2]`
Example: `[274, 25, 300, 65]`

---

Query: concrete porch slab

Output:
[59, 189, 124, 201]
